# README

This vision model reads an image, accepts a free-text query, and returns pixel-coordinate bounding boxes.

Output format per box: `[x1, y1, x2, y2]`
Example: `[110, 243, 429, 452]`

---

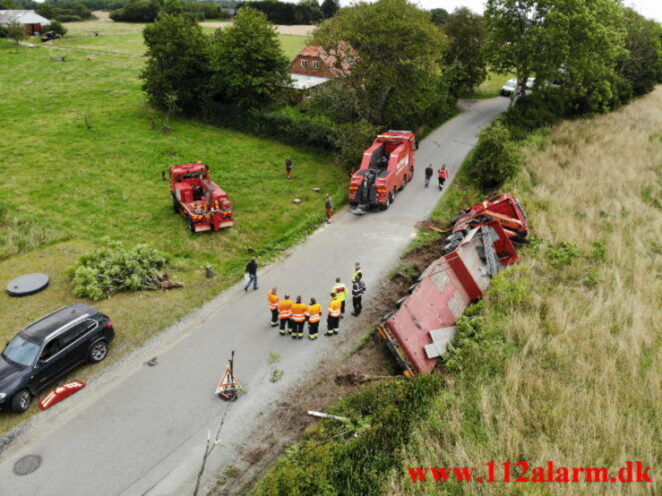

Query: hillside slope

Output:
[389, 87, 661, 495]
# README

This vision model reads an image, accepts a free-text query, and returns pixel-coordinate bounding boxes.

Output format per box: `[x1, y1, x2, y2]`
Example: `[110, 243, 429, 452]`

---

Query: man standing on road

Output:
[351, 273, 366, 317]
[438, 165, 448, 190]
[325, 193, 333, 223]
[326, 292, 341, 336]
[285, 157, 293, 180]
[424, 164, 433, 187]
[290, 296, 307, 339]
[278, 294, 293, 335]
[267, 287, 279, 327]
[244, 257, 258, 292]
[332, 277, 348, 318]
[353, 262, 363, 282]
[306, 297, 322, 339]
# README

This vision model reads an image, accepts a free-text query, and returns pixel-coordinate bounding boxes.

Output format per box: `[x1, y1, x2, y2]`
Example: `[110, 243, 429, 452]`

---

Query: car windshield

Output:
[2, 335, 40, 367]
[504, 80, 517, 88]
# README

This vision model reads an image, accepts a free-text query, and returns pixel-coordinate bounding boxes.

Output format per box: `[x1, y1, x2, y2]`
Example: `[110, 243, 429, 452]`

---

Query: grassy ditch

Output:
[245, 88, 661, 495]
[0, 39, 343, 433]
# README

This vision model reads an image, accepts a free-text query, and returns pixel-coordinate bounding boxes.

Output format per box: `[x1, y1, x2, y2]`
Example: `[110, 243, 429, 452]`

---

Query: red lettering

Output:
[503, 461, 511, 482]
[555, 467, 569, 482]
[619, 462, 634, 482]
[572, 467, 585, 482]
[516, 461, 529, 482]
[407, 468, 428, 482]
[487, 461, 496, 482]
[585, 468, 608, 482]
[430, 468, 452, 483]
[546, 461, 554, 482]
[531, 466, 545, 482]
[453, 468, 475, 481]
[635, 462, 652, 482]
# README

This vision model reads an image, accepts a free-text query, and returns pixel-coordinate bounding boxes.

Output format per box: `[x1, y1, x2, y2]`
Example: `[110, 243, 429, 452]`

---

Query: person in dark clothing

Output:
[244, 257, 258, 291]
[424, 164, 433, 187]
[285, 157, 293, 179]
[351, 273, 366, 316]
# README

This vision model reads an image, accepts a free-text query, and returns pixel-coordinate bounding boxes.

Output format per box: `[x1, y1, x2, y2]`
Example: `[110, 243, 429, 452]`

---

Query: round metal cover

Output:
[6, 273, 50, 297]
[13, 455, 42, 476]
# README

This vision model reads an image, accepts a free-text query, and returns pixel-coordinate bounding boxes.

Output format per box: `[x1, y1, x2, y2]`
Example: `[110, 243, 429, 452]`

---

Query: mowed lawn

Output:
[45, 19, 308, 59]
[0, 41, 344, 431]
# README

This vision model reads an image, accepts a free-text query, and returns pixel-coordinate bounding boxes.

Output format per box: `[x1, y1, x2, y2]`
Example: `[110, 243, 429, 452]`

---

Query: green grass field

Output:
[460, 71, 513, 99]
[43, 20, 307, 59]
[0, 31, 341, 432]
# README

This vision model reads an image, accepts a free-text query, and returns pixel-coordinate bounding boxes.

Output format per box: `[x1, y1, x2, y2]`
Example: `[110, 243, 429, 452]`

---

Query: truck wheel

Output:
[172, 198, 179, 214]
[188, 219, 196, 232]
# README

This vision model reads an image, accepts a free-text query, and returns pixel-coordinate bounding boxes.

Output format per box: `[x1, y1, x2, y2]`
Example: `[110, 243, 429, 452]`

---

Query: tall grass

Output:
[388, 87, 662, 495]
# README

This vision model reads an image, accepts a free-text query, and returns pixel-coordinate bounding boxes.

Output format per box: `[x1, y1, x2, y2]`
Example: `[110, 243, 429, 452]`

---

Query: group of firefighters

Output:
[266, 263, 366, 339]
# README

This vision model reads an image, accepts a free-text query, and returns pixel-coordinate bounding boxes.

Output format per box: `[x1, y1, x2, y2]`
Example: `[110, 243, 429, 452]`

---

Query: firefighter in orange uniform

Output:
[326, 292, 342, 336]
[278, 294, 293, 335]
[305, 297, 322, 340]
[267, 287, 279, 327]
[290, 296, 307, 340]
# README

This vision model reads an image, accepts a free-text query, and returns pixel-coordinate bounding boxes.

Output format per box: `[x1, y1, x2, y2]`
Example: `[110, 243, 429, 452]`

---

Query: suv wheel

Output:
[11, 389, 32, 413]
[88, 341, 108, 363]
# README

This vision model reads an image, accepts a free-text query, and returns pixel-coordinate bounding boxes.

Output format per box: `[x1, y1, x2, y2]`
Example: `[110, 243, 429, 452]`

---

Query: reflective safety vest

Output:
[332, 283, 348, 301]
[278, 299, 293, 319]
[353, 269, 363, 282]
[306, 304, 322, 323]
[328, 298, 341, 317]
[438, 168, 448, 179]
[267, 291, 279, 310]
[291, 303, 307, 322]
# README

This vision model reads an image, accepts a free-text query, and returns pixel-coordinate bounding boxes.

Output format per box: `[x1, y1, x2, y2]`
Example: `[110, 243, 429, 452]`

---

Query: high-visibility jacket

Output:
[332, 283, 348, 301]
[306, 304, 322, 323]
[291, 303, 307, 322]
[353, 268, 363, 282]
[328, 298, 341, 318]
[438, 168, 448, 179]
[278, 299, 293, 319]
[267, 291, 279, 310]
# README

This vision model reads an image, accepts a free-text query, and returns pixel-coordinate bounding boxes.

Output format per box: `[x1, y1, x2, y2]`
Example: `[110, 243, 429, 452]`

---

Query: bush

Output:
[0, 27, 7, 38]
[467, 121, 522, 191]
[48, 19, 68, 35]
[499, 87, 570, 139]
[69, 240, 167, 300]
[55, 14, 82, 21]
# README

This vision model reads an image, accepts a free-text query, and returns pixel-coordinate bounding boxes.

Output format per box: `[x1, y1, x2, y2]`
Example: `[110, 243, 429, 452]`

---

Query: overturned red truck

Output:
[376, 195, 528, 376]
[349, 131, 416, 213]
[163, 162, 234, 233]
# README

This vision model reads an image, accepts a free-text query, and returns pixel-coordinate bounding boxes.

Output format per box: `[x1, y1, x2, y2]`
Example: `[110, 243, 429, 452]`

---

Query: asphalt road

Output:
[0, 96, 509, 496]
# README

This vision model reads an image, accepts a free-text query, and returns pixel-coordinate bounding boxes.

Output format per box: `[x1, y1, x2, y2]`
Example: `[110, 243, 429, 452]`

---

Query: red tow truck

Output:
[349, 131, 416, 214]
[163, 162, 234, 233]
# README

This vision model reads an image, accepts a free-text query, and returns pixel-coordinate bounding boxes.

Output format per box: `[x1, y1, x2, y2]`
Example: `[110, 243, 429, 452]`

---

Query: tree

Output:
[207, 7, 290, 109]
[618, 8, 662, 96]
[7, 21, 26, 45]
[468, 121, 521, 190]
[442, 7, 487, 94]
[484, 0, 627, 112]
[430, 7, 448, 27]
[313, 0, 448, 127]
[320, 0, 338, 19]
[141, 14, 211, 114]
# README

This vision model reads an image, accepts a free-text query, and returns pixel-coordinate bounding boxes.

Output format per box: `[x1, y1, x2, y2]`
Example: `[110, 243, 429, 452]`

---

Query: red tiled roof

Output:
[293, 43, 354, 77]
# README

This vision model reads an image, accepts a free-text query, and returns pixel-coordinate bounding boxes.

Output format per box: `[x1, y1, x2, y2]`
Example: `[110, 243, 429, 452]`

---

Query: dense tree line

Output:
[235, 0, 325, 25]
[142, 8, 288, 113]
[110, 0, 229, 22]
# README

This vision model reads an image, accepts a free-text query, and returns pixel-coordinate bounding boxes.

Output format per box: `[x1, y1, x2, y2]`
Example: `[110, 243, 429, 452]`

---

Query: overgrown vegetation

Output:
[69, 241, 167, 300]
[236, 0, 325, 25]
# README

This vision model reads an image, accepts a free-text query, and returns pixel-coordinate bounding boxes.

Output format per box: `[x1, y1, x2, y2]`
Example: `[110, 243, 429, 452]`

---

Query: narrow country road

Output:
[0, 97, 508, 496]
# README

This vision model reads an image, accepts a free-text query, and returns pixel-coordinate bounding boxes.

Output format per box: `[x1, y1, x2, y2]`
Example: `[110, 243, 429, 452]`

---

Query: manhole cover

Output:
[13, 455, 42, 476]
[6, 273, 50, 297]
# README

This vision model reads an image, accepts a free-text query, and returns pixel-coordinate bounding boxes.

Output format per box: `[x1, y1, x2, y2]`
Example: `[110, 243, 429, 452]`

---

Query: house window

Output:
[300, 59, 308, 68]
[312, 61, 320, 69]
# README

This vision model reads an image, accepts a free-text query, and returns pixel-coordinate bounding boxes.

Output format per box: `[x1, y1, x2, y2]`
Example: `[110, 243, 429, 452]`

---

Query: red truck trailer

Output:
[163, 162, 233, 233]
[376, 220, 519, 376]
[349, 131, 416, 214]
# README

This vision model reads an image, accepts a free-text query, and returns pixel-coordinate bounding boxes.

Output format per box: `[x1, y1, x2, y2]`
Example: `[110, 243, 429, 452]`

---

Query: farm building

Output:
[289, 43, 354, 90]
[0, 10, 51, 36]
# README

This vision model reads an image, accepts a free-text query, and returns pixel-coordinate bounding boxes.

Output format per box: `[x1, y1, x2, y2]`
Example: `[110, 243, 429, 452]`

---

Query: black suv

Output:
[0, 304, 114, 413]
[41, 31, 61, 42]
